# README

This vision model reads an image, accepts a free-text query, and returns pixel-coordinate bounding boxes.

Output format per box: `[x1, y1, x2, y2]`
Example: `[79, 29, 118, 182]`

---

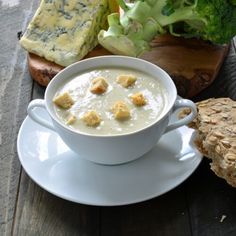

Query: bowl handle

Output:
[27, 99, 55, 131]
[164, 98, 197, 133]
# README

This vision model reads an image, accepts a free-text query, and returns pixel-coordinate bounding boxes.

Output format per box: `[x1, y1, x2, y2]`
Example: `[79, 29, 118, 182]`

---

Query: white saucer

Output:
[17, 108, 202, 206]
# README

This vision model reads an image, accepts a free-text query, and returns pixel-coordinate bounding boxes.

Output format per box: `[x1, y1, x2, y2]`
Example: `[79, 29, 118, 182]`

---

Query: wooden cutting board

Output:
[28, 34, 229, 98]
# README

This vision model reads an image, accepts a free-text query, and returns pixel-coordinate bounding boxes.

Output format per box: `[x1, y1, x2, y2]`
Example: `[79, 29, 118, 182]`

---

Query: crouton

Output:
[116, 74, 137, 88]
[53, 92, 74, 109]
[90, 77, 108, 94]
[111, 101, 130, 120]
[82, 110, 101, 127]
[130, 92, 146, 106]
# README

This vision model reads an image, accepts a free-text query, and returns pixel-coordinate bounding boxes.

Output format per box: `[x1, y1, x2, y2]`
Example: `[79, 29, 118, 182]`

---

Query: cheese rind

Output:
[20, 0, 110, 66]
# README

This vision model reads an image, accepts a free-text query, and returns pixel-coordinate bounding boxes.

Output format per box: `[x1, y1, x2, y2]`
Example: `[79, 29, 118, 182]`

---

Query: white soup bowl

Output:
[27, 56, 197, 165]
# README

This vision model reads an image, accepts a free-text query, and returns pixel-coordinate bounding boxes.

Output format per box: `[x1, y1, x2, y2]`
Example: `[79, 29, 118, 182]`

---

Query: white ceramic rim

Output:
[17, 109, 203, 206]
[45, 55, 177, 137]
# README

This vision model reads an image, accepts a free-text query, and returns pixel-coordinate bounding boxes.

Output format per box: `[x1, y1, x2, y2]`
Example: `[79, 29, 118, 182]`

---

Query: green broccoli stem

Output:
[151, 2, 206, 27]
[105, 13, 124, 36]
[116, 0, 130, 12]
[98, 0, 236, 56]
[98, 0, 167, 57]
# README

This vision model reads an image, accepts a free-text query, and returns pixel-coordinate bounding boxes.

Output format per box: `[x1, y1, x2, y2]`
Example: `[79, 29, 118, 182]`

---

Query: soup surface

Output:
[53, 67, 168, 135]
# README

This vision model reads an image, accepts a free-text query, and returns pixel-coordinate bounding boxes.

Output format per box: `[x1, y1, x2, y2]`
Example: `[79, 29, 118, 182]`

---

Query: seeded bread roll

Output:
[180, 98, 236, 187]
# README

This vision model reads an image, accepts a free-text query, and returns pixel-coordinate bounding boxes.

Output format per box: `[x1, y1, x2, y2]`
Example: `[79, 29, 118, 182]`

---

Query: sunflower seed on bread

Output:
[179, 98, 236, 187]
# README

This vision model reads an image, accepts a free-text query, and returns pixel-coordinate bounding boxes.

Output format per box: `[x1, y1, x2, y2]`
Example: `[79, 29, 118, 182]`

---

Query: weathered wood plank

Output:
[233, 37, 236, 53]
[186, 42, 236, 236]
[2, 0, 235, 234]
[12, 170, 100, 236]
[15, 76, 192, 236]
[12, 79, 100, 235]
[100, 186, 192, 236]
[0, 0, 39, 235]
[27, 35, 229, 98]
[228, 38, 236, 55]
[185, 160, 236, 236]
[193, 49, 236, 101]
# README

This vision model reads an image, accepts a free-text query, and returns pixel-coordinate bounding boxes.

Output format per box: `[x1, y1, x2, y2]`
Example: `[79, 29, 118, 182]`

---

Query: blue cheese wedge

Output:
[20, 0, 110, 66]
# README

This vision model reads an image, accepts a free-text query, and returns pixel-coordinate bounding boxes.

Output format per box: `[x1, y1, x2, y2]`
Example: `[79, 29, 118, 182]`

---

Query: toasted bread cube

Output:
[82, 110, 101, 127]
[130, 92, 146, 106]
[116, 74, 137, 88]
[66, 115, 77, 125]
[112, 101, 130, 120]
[90, 77, 108, 94]
[53, 92, 74, 109]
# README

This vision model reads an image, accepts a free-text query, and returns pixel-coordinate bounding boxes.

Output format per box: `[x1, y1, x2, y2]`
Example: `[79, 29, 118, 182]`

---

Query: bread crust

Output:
[180, 98, 236, 187]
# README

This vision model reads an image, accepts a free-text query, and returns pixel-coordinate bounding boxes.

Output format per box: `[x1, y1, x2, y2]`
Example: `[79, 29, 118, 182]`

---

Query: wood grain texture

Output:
[1, 0, 236, 234]
[193, 50, 236, 101]
[27, 34, 228, 98]
[12, 171, 100, 236]
[28, 53, 64, 86]
[185, 160, 236, 236]
[233, 38, 236, 53]
[12, 82, 100, 236]
[100, 186, 191, 236]
[188, 43, 236, 236]
[0, 0, 39, 235]
[11, 41, 236, 236]
[142, 35, 229, 98]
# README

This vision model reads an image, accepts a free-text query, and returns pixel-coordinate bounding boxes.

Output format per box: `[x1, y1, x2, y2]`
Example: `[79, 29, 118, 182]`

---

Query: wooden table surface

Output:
[1, 1, 236, 235]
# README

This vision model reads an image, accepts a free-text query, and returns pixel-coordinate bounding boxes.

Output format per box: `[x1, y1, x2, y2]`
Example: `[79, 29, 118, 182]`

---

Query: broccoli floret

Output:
[98, 0, 236, 57]
[160, 0, 236, 44]
[229, 0, 236, 5]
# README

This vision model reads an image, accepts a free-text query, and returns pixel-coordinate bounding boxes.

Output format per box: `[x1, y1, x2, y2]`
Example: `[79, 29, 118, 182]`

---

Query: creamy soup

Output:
[53, 67, 168, 135]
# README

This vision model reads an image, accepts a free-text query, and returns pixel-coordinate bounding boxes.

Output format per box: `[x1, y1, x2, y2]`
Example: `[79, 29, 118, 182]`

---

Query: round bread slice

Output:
[180, 98, 236, 187]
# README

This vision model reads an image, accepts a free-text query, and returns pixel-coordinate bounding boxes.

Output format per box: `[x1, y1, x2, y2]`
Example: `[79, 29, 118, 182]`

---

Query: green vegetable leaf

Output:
[98, 0, 236, 57]
[161, 3, 175, 16]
